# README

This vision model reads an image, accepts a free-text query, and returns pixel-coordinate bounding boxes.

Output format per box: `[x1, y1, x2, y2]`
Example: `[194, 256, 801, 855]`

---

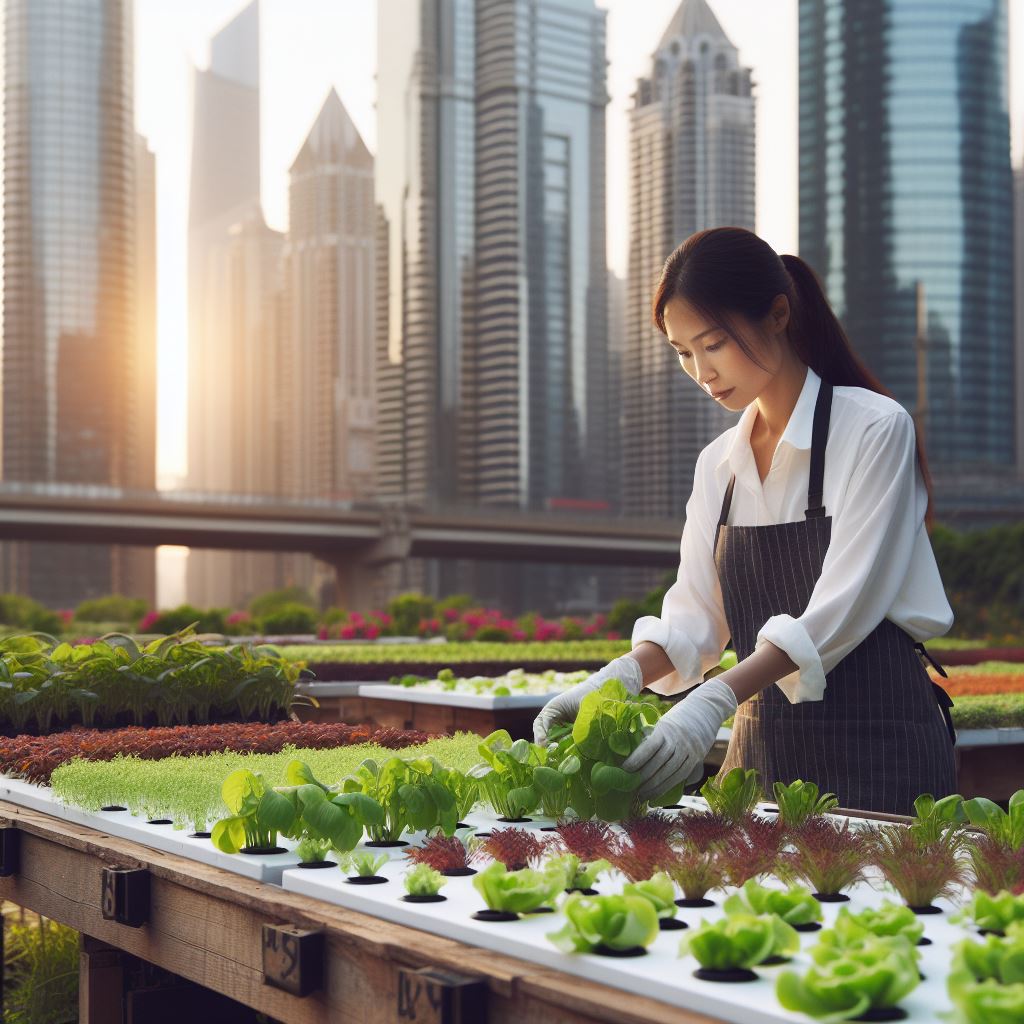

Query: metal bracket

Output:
[261, 925, 324, 997]
[101, 867, 150, 927]
[0, 827, 20, 877]
[396, 966, 488, 1024]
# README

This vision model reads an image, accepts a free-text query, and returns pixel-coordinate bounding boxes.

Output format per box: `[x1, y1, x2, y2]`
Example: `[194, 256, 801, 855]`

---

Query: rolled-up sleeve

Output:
[756, 409, 938, 703]
[632, 450, 731, 695]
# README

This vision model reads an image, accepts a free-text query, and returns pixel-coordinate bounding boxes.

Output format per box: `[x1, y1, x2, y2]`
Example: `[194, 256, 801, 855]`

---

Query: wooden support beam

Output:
[79, 935, 125, 1024]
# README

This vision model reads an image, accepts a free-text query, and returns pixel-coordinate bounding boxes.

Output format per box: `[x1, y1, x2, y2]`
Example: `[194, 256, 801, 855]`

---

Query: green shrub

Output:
[559, 617, 584, 640]
[474, 625, 511, 642]
[149, 604, 227, 634]
[388, 592, 437, 635]
[0, 594, 62, 634]
[74, 594, 147, 624]
[248, 586, 315, 620]
[258, 603, 317, 635]
[27, 608, 62, 635]
[3, 914, 79, 1024]
[321, 605, 348, 626]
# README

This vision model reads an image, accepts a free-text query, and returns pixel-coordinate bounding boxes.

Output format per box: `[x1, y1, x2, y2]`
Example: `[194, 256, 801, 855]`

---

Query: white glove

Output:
[532, 654, 644, 745]
[620, 677, 737, 800]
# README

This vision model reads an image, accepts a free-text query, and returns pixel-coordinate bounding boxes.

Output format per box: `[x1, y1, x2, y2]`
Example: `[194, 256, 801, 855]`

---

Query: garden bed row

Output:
[1, 773, 1020, 1024]
[0, 630, 308, 735]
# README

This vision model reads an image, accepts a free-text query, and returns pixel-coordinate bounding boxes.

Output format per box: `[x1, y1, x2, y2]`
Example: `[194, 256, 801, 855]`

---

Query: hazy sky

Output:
[136, 0, 1024, 486]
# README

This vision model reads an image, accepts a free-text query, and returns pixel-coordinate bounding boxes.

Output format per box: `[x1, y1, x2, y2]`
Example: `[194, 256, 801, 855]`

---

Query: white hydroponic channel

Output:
[0, 778, 975, 1022]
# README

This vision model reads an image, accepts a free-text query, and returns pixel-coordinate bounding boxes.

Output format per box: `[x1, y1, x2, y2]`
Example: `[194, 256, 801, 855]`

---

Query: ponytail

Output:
[653, 230, 934, 525]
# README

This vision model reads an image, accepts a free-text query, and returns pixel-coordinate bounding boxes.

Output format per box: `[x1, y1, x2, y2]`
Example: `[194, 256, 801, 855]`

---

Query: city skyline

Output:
[137, 0, 1024, 488]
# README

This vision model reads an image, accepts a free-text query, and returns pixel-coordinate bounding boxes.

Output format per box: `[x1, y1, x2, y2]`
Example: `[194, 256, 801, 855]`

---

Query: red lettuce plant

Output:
[967, 835, 1024, 896]
[620, 811, 680, 847]
[719, 831, 781, 887]
[605, 832, 676, 883]
[553, 819, 615, 862]
[743, 814, 786, 856]
[872, 824, 968, 911]
[665, 844, 727, 904]
[473, 827, 549, 871]
[675, 810, 735, 850]
[405, 833, 475, 875]
[781, 818, 874, 900]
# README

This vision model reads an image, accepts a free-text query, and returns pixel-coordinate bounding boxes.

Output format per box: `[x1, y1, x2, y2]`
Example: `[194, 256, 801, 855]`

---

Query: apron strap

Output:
[915, 642, 956, 746]
[805, 381, 833, 519]
[717, 475, 737, 529]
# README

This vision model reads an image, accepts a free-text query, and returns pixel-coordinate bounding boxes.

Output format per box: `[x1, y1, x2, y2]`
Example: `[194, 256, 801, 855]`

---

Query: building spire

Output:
[657, 0, 729, 52]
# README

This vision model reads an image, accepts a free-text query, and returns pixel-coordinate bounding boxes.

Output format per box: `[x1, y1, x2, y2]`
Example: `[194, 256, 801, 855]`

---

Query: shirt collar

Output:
[716, 366, 821, 473]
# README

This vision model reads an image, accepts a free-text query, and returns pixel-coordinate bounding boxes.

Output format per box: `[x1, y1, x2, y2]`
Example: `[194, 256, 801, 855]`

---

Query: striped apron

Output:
[715, 382, 957, 815]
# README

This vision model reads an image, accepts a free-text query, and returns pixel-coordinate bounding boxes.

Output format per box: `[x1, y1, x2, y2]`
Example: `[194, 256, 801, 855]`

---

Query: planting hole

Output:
[593, 944, 647, 958]
[693, 967, 758, 983]
[472, 910, 518, 922]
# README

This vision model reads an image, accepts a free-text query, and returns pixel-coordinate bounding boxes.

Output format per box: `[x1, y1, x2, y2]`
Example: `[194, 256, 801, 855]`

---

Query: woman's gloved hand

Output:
[620, 677, 738, 799]
[532, 654, 644, 745]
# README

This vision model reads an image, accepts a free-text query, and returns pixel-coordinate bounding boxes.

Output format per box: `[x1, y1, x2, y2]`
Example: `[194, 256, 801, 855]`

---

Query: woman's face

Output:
[662, 296, 784, 414]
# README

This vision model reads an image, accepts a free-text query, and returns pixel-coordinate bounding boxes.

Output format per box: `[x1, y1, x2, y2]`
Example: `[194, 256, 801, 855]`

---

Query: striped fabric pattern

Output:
[712, 383, 956, 815]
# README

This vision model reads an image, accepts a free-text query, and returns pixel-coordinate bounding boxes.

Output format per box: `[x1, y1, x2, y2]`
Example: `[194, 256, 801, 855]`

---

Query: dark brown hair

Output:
[652, 227, 933, 521]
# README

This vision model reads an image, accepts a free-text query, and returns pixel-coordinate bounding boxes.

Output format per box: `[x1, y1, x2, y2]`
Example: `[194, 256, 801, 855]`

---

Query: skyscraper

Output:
[1, 0, 155, 607]
[282, 90, 376, 503]
[623, 0, 754, 520]
[376, 0, 477, 512]
[799, 0, 1015, 484]
[125, 133, 158, 606]
[375, 0, 612, 611]
[1015, 157, 1023, 476]
[185, 1, 295, 608]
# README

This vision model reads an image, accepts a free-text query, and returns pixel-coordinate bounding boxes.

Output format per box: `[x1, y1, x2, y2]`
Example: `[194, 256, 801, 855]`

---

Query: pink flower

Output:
[606, 631, 622, 641]
[444, 608, 459, 621]
[59, 609, 75, 625]
[317, 626, 328, 640]
[340, 625, 357, 640]
[226, 611, 251, 625]
[366, 624, 381, 639]
[138, 611, 160, 630]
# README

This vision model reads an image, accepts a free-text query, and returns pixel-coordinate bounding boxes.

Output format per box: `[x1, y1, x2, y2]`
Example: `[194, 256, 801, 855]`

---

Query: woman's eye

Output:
[678, 338, 726, 360]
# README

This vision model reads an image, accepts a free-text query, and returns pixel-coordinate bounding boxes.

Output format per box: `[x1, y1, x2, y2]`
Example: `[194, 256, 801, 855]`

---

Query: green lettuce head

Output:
[776, 937, 920, 1022]
[547, 893, 659, 954]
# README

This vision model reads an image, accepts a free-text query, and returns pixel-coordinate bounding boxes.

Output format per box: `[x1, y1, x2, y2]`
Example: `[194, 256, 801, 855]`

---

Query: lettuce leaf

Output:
[547, 893, 659, 953]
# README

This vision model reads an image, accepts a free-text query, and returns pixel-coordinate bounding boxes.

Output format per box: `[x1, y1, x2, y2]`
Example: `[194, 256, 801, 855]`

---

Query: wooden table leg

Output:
[79, 934, 125, 1024]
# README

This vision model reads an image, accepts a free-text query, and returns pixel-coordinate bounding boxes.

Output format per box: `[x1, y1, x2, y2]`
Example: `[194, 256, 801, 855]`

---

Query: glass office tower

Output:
[799, 0, 1015, 472]
[1, 0, 151, 605]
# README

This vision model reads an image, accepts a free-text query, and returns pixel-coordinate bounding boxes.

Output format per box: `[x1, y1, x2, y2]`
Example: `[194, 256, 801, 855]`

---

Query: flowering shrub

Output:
[318, 601, 623, 643]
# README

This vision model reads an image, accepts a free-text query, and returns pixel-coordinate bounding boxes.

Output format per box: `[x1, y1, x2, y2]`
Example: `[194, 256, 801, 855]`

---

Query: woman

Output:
[533, 227, 956, 816]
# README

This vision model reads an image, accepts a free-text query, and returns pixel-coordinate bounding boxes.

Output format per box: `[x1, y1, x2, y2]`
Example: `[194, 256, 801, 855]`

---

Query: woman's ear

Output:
[770, 293, 790, 335]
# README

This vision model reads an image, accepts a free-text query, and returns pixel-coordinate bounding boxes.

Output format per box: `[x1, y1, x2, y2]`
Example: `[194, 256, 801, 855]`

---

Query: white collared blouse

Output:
[631, 366, 953, 703]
